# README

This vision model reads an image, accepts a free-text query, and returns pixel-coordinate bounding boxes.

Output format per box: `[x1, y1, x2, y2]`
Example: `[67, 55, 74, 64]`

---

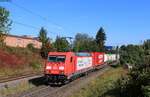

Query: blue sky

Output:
[0, 0, 150, 46]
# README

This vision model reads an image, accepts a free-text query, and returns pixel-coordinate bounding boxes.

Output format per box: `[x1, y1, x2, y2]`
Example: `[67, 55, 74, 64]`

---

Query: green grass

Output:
[0, 65, 44, 77]
[70, 67, 126, 97]
[0, 82, 35, 97]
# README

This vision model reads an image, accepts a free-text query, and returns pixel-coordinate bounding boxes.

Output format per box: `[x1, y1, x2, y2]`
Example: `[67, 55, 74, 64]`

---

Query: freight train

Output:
[44, 52, 119, 84]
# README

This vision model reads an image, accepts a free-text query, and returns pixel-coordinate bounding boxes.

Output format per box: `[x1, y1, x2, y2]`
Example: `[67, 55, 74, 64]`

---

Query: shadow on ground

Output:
[28, 76, 63, 87]
[28, 76, 46, 86]
[100, 88, 121, 97]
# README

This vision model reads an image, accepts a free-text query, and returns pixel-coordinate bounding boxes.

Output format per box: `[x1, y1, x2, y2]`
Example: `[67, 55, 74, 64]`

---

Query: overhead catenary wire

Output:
[9, 1, 63, 30]
[13, 20, 39, 30]
[13, 20, 58, 35]
[9, 1, 76, 37]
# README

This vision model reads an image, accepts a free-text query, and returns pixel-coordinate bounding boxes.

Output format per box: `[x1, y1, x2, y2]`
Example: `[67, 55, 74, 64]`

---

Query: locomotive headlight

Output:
[46, 66, 52, 69]
[59, 66, 64, 70]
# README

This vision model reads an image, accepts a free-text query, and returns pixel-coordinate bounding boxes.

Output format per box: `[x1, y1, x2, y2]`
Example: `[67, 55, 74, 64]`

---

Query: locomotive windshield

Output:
[48, 55, 66, 62]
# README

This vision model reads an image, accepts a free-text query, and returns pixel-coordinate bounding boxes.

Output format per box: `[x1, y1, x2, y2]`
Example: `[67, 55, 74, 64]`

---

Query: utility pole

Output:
[116, 45, 120, 64]
[61, 37, 73, 51]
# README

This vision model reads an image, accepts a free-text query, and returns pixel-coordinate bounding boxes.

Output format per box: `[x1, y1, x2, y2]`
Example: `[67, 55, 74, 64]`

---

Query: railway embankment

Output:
[0, 65, 126, 97]
[0, 66, 110, 97]
[0, 46, 44, 77]
[70, 67, 126, 97]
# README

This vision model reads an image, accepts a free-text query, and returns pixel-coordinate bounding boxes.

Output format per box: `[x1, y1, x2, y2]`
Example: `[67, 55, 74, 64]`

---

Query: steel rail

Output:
[0, 72, 43, 83]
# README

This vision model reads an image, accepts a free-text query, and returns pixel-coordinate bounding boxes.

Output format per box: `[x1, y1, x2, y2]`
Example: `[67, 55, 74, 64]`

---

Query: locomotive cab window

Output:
[48, 55, 66, 62]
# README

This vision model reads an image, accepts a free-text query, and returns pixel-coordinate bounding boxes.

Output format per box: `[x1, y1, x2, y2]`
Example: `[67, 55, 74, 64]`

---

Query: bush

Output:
[27, 43, 35, 51]
[0, 45, 44, 70]
[29, 61, 38, 69]
[116, 64, 150, 97]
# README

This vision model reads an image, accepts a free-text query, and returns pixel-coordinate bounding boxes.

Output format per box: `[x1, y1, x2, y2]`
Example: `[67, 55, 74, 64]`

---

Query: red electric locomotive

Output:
[44, 52, 104, 84]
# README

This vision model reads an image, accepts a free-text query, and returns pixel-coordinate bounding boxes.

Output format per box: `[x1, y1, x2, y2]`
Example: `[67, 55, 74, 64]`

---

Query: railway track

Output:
[16, 66, 110, 97]
[0, 72, 43, 84]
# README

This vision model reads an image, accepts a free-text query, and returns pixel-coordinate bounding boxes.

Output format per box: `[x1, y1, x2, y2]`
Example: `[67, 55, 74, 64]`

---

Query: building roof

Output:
[6, 34, 40, 41]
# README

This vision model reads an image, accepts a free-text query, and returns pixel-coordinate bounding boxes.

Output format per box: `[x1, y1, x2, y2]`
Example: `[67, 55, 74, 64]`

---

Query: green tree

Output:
[38, 27, 49, 44]
[96, 27, 106, 51]
[144, 39, 150, 50]
[38, 27, 52, 58]
[40, 41, 52, 58]
[73, 33, 99, 52]
[120, 44, 146, 65]
[0, 6, 12, 46]
[54, 36, 69, 52]
[143, 39, 150, 55]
